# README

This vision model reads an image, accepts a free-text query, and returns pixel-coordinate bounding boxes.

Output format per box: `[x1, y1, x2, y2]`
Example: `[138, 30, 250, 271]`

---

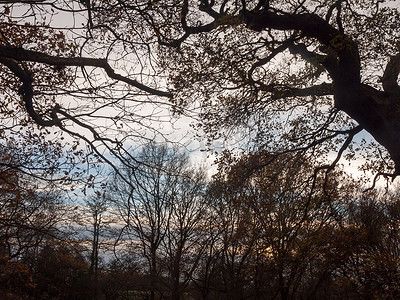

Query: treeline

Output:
[1, 144, 400, 299]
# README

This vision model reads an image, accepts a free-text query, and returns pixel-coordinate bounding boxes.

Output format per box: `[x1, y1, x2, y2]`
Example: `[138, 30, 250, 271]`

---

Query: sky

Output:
[4, 1, 400, 190]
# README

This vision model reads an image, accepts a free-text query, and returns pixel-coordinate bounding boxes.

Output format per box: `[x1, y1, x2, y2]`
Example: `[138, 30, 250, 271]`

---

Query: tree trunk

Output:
[150, 248, 157, 300]
[90, 213, 100, 300]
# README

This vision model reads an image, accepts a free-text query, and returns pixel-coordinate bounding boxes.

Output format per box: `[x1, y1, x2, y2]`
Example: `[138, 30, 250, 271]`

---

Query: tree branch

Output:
[255, 82, 333, 99]
[289, 42, 338, 75]
[0, 57, 59, 127]
[382, 53, 400, 97]
[248, 35, 299, 79]
[0, 45, 172, 98]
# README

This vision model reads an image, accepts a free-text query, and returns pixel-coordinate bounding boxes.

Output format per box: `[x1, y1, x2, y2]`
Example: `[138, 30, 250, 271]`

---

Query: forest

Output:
[1, 0, 400, 299]
[4, 142, 400, 299]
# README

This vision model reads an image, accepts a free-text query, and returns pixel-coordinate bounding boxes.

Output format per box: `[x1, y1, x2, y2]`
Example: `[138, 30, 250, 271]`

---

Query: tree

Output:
[109, 143, 207, 300]
[189, 213, 223, 300]
[331, 190, 400, 299]
[0, 145, 67, 299]
[205, 150, 365, 299]
[206, 150, 400, 299]
[33, 241, 92, 300]
[100, 254, 146, 300]
[0, 0, 175, 181]
[207, 182, 258, 300]
[79, 193, 114, 300]
[160, 166, 209, 300]
[155, 0, 400, 180]
[0, 1, 399, 180]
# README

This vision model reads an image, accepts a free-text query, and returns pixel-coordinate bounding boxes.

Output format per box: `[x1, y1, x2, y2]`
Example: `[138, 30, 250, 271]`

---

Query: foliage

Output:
[2, 142, 400, 299]
[32, 242, 92, 300]
[2, 1, 400, 299]
[198, 151, 400, 299]
[0, 1, 399, 182]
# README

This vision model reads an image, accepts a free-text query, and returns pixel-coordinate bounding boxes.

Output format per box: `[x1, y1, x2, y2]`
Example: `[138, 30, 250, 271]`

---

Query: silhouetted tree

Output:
[0, 1, 399, 181]
[110, 143, 208, 299]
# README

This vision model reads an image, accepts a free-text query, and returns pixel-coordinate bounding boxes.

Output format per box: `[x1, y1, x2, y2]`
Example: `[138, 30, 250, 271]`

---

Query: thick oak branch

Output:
[382, 53, 400, 97]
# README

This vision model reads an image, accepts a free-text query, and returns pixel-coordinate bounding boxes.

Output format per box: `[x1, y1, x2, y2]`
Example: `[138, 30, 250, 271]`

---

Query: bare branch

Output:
[0, 45, 172, 98]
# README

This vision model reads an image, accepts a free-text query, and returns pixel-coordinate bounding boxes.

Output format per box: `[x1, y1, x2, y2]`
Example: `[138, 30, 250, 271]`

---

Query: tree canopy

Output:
[1, 0, 400, 180]
[4, 2, 400, 298]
